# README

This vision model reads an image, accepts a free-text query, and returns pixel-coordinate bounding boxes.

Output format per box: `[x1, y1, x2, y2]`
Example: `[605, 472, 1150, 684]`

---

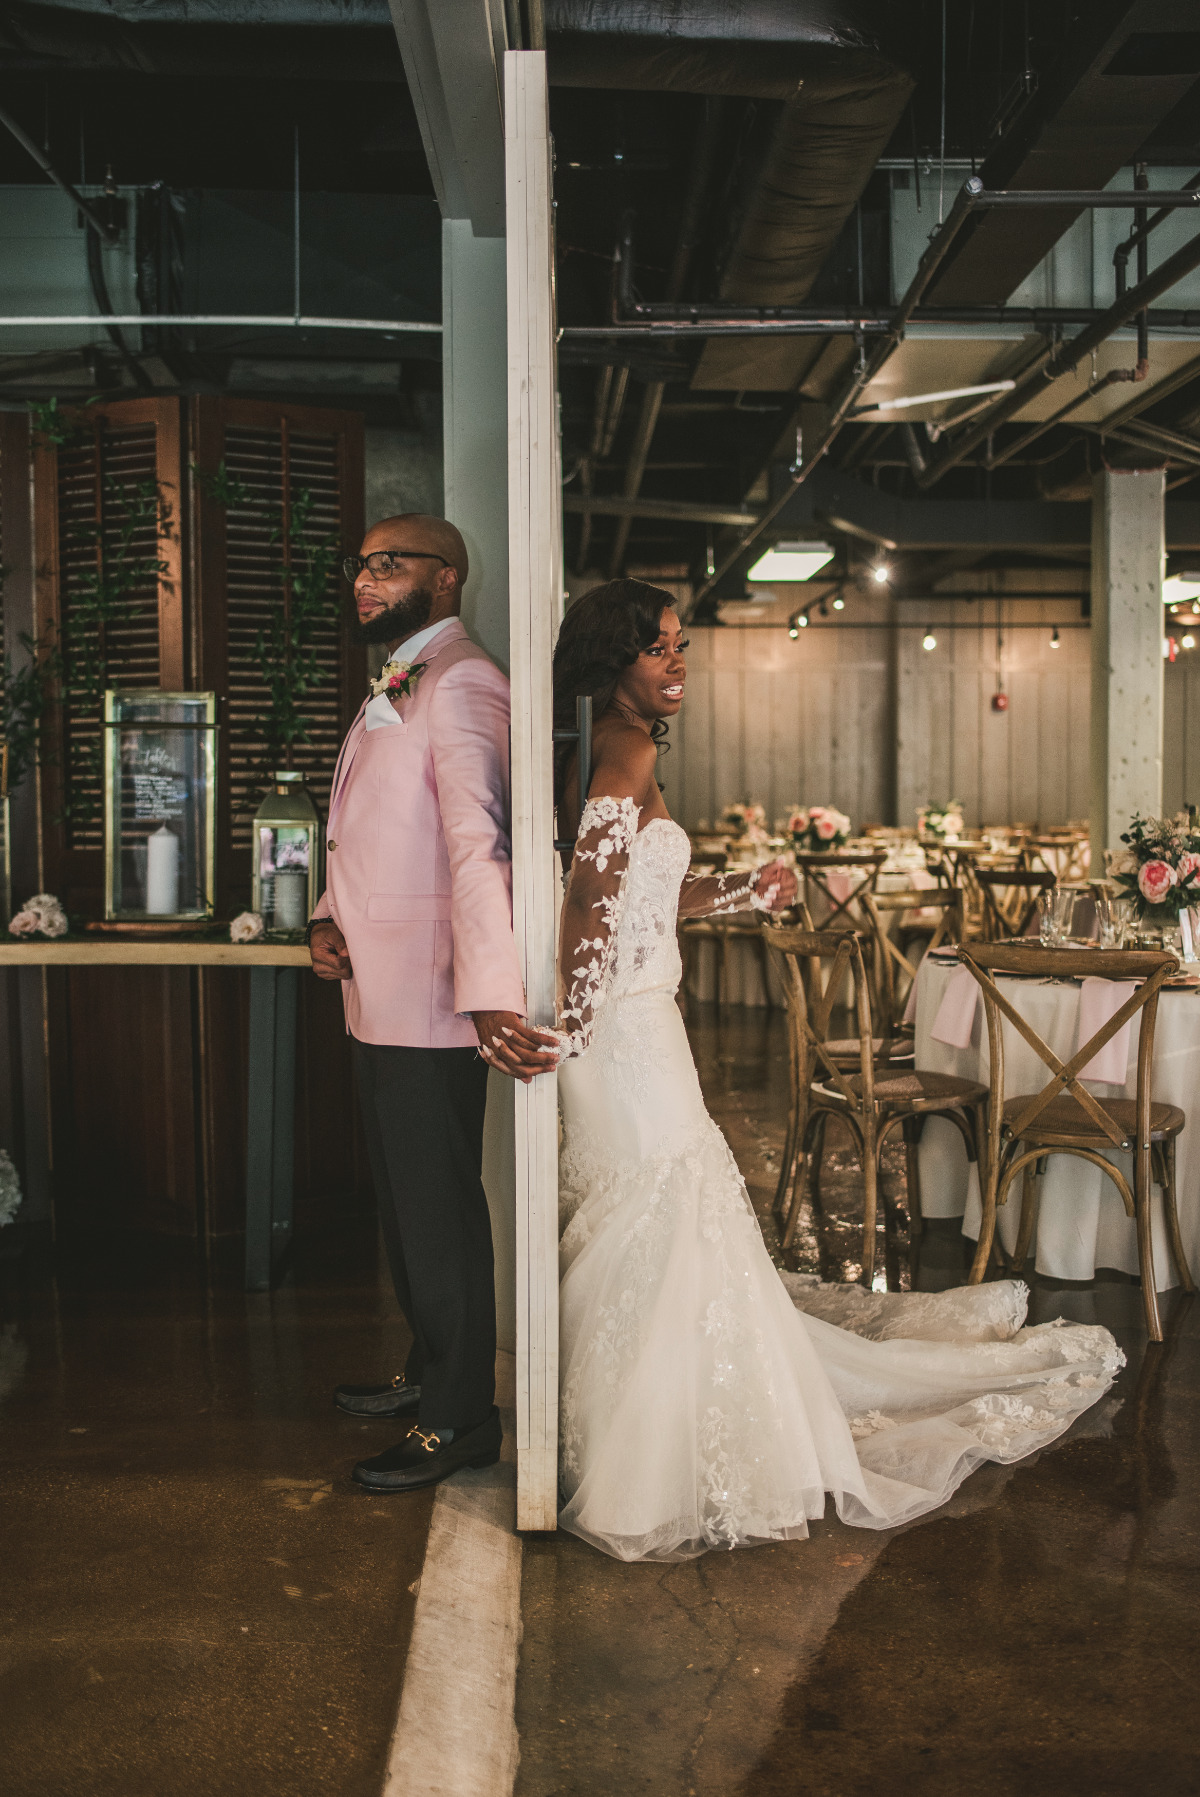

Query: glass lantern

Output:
[104, 691, 217, 921]
[252, 771, 321, 934]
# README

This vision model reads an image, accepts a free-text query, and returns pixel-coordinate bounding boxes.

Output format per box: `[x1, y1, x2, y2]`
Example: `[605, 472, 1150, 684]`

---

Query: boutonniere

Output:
[369, 659, 427, 702]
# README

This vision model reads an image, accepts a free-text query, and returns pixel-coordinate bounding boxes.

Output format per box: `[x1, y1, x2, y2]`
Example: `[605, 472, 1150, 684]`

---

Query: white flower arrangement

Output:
[918, 802, 965, 842]
[0, 1150, 22, 1228]
[8, 892, 68, 939]
[230, 910, 266, 943]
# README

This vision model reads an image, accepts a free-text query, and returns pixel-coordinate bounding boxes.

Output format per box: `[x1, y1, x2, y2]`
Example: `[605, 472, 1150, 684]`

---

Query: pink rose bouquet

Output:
[789, 804, 852, 852]
[8, 892, 68, 939]
[1111, 815, 1200, 919]
[718, 802, 769, 845]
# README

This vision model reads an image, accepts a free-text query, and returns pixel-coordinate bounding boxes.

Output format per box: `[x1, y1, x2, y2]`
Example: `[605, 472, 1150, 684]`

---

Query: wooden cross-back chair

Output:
[761, 923, 987, 1288]
[973, 866, 1056, 941]
[860, 887, 962, 1037]
[793, 851, 887, 930]
[958, 943, 1194, 1340]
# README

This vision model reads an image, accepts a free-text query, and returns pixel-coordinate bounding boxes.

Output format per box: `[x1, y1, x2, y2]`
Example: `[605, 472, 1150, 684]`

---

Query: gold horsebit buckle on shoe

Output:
[408, 1426, 441, 1455]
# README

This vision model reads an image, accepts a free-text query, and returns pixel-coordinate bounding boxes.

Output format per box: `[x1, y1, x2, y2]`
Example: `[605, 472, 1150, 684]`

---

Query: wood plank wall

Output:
[660, 605, 1097, 833]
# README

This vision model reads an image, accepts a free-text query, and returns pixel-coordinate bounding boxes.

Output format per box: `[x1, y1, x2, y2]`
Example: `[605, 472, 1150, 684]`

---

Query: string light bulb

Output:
[922, 626, 937, 651]
[832, 596, 845, 610]
[1184, 633, 1197, 650]
[1050, 626, 1061, 649]
[872, 563, 890, 583]
[788, 617, 800, 640]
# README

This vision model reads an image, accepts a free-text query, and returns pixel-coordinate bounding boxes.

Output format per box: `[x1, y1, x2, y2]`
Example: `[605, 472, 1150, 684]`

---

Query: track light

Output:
[788, 618, 800, 639]
[1185, 633, 1197, 650]
[872, 563, 890, 584]
[818, 600, 829, 618]
[832, 596, 845, 610]
[922, 626, 937, 651]
[1050, 626, 1061, 649]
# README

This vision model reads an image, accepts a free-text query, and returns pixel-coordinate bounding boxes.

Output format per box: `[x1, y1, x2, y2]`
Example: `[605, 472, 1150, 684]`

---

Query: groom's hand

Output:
[309, 918, 352, 981]
[472, 1010, 559, 1083]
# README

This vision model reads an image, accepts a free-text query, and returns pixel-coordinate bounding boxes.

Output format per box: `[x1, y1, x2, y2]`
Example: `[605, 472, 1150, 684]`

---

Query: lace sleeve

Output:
[554, 795, 639, 1062]
[677, 866, 778, 919]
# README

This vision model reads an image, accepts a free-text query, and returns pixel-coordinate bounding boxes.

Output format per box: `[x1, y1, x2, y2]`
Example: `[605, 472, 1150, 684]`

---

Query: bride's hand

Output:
[472, 1010, 561, 1082]
[755, 859, 798, 912]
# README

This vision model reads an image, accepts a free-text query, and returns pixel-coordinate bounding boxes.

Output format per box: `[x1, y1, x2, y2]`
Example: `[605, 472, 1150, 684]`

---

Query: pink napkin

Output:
[825, 868, 857, 906]
[1077, 978, 1137, 1084]
[930, 964, 980, 1048]
[902, 972, 920, 1026]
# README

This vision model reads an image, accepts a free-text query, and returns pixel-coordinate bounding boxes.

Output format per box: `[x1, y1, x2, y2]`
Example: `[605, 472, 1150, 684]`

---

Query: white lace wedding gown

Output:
[554, 799, 1124, 1562]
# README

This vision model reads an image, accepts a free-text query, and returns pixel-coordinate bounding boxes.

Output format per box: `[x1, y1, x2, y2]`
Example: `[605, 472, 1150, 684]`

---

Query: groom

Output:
[309, 513, 555, 1493]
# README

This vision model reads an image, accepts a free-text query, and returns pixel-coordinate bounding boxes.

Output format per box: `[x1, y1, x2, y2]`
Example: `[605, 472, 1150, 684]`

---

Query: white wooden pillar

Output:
[443, 219, 510, 669]
[1090, 468, 1165, 862]
[505, 48, 562, 1532]
[441, 217, 520, 1361]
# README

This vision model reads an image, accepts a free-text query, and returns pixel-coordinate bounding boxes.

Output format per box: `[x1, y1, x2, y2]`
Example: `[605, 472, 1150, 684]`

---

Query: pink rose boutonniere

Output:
[369, 659, 427, 702]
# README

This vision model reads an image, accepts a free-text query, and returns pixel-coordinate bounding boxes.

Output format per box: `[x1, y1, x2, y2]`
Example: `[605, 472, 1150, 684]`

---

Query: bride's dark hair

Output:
[552, 578, 676, 806]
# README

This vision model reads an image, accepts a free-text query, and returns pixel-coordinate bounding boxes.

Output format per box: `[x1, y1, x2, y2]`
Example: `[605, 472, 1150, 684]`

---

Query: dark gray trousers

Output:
[353, 1038, 495, 1431]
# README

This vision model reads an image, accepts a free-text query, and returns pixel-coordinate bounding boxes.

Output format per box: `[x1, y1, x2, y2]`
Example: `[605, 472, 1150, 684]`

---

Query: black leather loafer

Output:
[334, 1377, 421, 1419]
[351, 1410, 502, 1492]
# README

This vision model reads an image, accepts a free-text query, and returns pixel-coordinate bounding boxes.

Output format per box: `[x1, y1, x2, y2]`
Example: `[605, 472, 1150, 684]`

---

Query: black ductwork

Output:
[546, 0, 916, 390]
[924, 0, 1200, 307]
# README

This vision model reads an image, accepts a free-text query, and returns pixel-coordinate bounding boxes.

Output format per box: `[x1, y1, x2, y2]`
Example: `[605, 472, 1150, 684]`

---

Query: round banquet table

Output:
[913, 953, 1200, 1290]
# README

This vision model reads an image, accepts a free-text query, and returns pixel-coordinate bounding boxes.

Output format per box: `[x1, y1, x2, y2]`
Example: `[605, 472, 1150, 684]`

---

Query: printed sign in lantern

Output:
[104, 691, 217, 921]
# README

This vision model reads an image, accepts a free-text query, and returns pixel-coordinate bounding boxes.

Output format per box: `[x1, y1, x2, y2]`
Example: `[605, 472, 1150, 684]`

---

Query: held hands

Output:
[755, 859, 799, 913]
[472, 1011, 562, 1083]
[309, 917, 353, 981]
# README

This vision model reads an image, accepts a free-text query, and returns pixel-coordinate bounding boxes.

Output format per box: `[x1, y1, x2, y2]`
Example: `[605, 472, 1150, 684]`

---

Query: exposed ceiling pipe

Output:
[688, 175, 985, 613]
[920, 0, 1200, 309]
[0, 101, 153, 387]
[607, 97, 726, 578]
[0, 100, 118, 244]
[916, 217, 1200, 490]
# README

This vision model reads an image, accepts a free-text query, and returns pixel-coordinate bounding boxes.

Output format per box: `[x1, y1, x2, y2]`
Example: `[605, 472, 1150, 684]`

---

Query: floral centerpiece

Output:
[718, 802, 769, 844]
[786, 805, 852, 852]
[1108, 814, 1200, 921]
[918, 801, 965, 842]
[8, 893, 67, 939]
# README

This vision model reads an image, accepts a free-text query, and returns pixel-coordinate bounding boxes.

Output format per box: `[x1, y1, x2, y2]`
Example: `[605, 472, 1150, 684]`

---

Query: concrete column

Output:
[442, 217, 509, 669]
[441, 215, 516, 1352]
[1090, 468, 1165, 863]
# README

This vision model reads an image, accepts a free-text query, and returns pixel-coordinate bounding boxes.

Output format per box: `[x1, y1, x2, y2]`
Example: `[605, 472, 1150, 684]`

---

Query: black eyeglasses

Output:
[343, 549, 450, 582]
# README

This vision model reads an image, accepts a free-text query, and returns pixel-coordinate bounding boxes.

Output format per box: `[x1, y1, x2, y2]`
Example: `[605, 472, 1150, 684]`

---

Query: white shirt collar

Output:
[392, 616, 459, 663]
[363, 617, 459, 731]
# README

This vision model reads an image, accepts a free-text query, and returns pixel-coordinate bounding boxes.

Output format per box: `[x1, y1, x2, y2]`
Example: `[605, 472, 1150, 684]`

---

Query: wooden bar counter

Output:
[1, 939, 318, 1292]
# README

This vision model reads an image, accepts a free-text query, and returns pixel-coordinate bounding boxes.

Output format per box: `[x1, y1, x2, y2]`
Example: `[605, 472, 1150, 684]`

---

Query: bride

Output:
[545, 577, 1123, 1564]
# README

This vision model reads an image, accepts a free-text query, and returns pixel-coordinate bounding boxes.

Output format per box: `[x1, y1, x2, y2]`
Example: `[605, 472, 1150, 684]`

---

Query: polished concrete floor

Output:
[0, 1224, 431, 1797]
[514, 1005, 1200, 1797]
[2, 1007, 1197, 1796]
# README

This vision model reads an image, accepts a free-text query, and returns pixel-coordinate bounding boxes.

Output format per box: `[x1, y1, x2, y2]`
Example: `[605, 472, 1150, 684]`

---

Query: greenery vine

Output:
[194, 460, 341, 791]
[22, 400, 168, 825]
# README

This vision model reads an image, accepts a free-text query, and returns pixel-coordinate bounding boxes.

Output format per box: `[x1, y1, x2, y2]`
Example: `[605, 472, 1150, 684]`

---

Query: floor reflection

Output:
[0, 1222, 431, 1797]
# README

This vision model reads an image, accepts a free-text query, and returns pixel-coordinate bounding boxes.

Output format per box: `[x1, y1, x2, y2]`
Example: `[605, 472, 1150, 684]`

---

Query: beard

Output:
[353, 584, 434, 645]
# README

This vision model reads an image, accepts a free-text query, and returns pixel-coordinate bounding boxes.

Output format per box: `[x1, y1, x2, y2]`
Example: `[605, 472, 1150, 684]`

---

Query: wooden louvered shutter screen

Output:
[191, 398, 364, 911]
[34, 398, 184, 909]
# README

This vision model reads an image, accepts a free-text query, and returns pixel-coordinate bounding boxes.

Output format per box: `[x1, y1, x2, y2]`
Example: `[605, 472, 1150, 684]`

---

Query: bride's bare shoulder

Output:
[589, 720, 659, 803]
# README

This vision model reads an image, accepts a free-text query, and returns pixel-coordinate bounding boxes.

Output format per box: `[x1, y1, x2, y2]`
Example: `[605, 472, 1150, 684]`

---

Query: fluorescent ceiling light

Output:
[746, 541, 835, 582]
[1164, 573, 1200, 605]
[854, 380, 1015, 416]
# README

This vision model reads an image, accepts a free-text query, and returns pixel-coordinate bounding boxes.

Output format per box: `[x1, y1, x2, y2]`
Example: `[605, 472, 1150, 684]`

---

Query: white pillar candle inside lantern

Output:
[252, 771, 322, 932]
[273, 869, 307, 930]
[145, 825, 180, 914]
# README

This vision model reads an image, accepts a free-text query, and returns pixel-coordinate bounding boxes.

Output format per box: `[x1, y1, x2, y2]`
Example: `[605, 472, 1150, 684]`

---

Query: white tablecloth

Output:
[914, 957, 1200, 1289]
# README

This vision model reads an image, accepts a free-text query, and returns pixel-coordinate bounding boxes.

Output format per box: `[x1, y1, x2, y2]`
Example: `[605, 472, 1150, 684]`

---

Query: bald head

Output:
[364, 514, 469, 591]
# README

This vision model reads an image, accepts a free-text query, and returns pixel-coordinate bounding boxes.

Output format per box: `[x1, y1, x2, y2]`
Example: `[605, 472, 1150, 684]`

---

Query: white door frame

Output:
[505, 47, 562, 1532]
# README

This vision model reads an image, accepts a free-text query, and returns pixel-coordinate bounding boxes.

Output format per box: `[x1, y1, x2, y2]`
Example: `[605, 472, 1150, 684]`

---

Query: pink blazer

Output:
[312, 619, 527, 1047]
